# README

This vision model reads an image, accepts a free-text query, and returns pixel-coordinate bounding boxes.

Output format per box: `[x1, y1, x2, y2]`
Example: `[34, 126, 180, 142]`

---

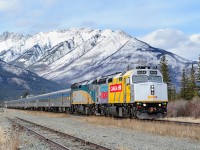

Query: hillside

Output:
[0, 60, 64, 100]
[0, 28, 194, 88]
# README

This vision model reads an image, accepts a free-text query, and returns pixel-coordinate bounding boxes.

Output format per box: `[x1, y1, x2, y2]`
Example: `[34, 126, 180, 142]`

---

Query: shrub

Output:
[167, 99, 200, 118]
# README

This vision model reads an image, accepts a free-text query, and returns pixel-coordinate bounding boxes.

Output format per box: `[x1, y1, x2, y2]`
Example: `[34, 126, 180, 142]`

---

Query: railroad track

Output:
[6, 117, 111, 150]
[140, 118, 200, 126]
[110, 116, 200, 126]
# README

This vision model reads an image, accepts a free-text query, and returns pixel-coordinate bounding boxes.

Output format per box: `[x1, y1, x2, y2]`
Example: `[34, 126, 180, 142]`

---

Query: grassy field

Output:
[0, 127, 6, 146]
[164, 117, 200, 123]
[79, 116, 200, 141]
[14, 109, 69, 118]
[0, 125, 20, 150]
[6, 107, 200, 142]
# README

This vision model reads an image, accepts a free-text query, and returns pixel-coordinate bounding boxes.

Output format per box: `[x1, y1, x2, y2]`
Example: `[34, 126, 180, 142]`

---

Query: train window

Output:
[108, 78, 113, 83]
[133, 75, 162, 83]
[148, 76, 162, 82]
[92, 80, 97, 84]
[50, 94, 62, 101]
[41, 99, 48, 102]
[150, 71, 157, 75]
[71, 83, 79, 89]
[62, 93, 70, 101]
[132, 75, 148, 83]
[126, 77, 130, 85]
[30, 100, 36, 103]
[137, 71, 147, 74]
[119, 77, 122, 82]
[98, 78, 107, 84]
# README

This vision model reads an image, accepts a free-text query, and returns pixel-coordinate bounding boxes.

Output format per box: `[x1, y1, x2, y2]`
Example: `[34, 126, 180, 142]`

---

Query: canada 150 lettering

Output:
[110, 84, 122, 92]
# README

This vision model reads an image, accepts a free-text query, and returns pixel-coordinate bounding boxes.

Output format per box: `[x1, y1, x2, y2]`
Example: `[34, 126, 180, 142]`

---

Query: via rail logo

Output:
[110, 84, 122, 92]
[100, 85, 108, 99]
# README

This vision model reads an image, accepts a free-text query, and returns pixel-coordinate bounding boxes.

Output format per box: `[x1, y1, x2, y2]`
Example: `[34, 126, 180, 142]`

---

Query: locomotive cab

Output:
[70, 80, 96, 115]
[130, 66, 168, 119]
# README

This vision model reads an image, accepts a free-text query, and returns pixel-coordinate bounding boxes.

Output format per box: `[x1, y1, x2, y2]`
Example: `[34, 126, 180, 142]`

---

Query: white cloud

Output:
[138, 29, 200, 61]
[80, 21, 98, 28]
[0, 0, 20, 12]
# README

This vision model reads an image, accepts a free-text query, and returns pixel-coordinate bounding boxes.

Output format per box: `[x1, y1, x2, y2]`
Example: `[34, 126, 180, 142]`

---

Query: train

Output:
[5, 66, 168, 119]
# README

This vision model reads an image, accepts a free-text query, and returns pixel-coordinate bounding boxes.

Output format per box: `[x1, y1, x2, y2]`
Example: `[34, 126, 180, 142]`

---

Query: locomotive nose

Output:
[134, 82, 168, 102]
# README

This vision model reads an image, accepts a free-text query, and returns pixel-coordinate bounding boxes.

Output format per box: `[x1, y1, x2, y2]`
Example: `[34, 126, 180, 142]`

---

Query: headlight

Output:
[143, 103, 146, 106]
[159, 104, 161, 106]
[163, 102, 167, 105]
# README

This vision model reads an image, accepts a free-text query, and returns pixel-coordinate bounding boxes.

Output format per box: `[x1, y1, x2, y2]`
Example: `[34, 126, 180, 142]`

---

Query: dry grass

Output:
[167, 99, 200, 118]
[79, 116, 200, 141]
[164, 117, 200, 123]
[11, 125, 20, 150]
[9, 109, 69, 118]
[0, 124, 20, 150]
[0, 127, 6, 145]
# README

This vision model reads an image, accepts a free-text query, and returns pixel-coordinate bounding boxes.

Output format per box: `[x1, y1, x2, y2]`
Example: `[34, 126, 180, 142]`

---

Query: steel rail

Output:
[7, 117, 112, 150]
[6, 117, 70, 150]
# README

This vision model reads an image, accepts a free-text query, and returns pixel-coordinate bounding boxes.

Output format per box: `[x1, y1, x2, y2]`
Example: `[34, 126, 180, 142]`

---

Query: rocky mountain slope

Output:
[0, 28, 194, 88]
[0, 60, 64, 100]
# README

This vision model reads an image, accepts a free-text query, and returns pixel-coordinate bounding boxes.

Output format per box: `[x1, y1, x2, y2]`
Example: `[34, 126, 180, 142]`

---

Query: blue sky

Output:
[0, 0, 200, 60]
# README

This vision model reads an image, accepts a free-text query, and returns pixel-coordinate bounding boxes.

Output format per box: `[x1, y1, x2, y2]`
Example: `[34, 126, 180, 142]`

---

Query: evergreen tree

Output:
[185, 75, 191, 100]
[160, 55, 173, 100]
[22, 91, 30, 98]
[196, 55, 200, 96]
[160, 55, 170, 84]
[197, 55, 200, 82]
[180, 69, 187, 99]
[188, 64, 198, 99]
[180, 64, 199, 100]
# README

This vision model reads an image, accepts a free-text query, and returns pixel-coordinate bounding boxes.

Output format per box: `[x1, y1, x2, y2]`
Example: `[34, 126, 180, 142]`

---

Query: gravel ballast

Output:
[1, 109, 200, 150]
[0, 109, 52, 150]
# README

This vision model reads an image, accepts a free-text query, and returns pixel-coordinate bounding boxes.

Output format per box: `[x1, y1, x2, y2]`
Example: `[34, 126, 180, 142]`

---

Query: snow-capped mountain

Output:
[0, 60, 64, 100]
[0, 28, 194, 88]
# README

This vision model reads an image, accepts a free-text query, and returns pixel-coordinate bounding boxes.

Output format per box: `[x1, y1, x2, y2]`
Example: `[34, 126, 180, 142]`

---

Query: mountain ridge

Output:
[0, 28, 195, 89]
[0, 59, 64, 100]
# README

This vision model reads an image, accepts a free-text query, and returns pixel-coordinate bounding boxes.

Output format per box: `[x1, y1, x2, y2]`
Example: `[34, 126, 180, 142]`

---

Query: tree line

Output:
[160, 55, 200, 101]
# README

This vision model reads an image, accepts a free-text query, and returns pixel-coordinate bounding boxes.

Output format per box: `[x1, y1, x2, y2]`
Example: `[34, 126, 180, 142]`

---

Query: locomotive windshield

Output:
[148, 76, 162, 82]
[132, 75, 148, 83]
[132, 75, 162, 83]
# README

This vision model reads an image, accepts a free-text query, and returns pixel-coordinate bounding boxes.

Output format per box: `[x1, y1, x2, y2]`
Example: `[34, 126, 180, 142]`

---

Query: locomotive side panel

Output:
[108, 76, 123, 104]
[72, 90, 94, 104]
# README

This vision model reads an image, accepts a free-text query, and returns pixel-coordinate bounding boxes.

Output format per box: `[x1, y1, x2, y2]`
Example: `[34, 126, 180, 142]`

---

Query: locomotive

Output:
[5, 66, 168, 119]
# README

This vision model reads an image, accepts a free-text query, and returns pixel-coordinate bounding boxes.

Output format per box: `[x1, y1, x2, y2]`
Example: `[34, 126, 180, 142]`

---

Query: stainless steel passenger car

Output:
[5, 89, 71, 112]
